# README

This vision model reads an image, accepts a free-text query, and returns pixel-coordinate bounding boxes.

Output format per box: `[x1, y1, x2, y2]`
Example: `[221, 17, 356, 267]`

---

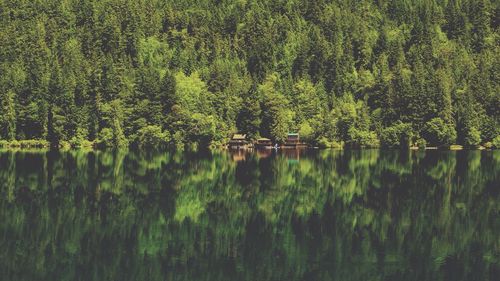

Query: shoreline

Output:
[0, 140, 496, 152]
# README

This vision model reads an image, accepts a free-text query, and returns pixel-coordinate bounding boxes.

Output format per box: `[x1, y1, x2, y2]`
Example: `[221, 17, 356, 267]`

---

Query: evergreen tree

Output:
[0, 0, 497, 148]
[237, 87, 261, 139]
[0, 90, 16, 140]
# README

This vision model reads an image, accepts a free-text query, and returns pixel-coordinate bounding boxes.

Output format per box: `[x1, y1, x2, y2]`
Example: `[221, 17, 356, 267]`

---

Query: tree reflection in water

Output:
[0, 149, 498, 281]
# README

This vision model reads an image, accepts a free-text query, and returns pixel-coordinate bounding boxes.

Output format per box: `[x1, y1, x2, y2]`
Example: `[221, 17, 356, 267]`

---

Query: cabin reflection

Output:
[228, 149, 249, 162]
[255, 148, 272, 159]
[280, 148, 304, 163]
[228, 148, 308, 162]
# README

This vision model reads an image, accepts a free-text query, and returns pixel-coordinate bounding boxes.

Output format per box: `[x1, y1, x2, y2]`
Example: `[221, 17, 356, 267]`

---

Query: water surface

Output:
[0, 149, 499, 281]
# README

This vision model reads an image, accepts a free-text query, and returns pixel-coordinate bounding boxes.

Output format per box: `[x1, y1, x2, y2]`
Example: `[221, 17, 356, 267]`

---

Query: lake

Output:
[0, 149, 498, 281]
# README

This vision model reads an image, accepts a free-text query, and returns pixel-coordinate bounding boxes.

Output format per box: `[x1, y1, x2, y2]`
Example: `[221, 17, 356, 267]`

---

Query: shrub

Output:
[69, 128, 93, 148]
[479, 116, 499, 143]
[69, 137, 94, 148]
[96, 128, 115, 148]
[0, 140, 9, 147]
[416, 138, 427, 149]
[8, 140, 20, 147]
[113, 120, 129, 148]
[422, 118, 456, 146]
[464, 127, 481, 147]
[348, 128, 380, 148]
[380, 122, 413, 148]
[492, 135, 500, 149]
[59, 141, 71, 149]
[317, 137, 330, 149]
[18, 140, 49, 148]
[96, 126, 129, 148]
[172, 131, 185, 150]
[483, 142, 493, 149]
[0, 140, 49, 148]
[330, 141, 343, 149]
[298, 121, 315, 143]
[317, 137, 343, 149]
[188, 113, 217, 147]
[138, 125, 171, 148]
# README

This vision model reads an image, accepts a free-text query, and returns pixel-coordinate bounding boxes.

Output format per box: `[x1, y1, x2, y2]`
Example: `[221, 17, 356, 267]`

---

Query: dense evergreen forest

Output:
[0, 0, 499, 149]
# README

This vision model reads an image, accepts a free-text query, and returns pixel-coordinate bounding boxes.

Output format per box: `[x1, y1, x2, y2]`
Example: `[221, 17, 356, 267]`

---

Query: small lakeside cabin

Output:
[228, 134, 249, 149]
[283, 133, 307, 148]
[254, 138, 273, 149]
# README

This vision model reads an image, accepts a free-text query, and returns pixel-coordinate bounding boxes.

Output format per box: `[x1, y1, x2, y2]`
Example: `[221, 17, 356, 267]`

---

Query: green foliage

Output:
[348, 128, 380, 148]
[138, 37, 173, 75]
[97, 128, 115, 148]
[98, 100, 128, 148]
[236, 89, 261, 139]
[492, 136, 500, 149]
[416, 138, 427, 149]
[334, 94, 360, 141]
[0, 139, 49, 148]
[96, 125, 128, 148]
[483, 142, 493, 149]
[0, 0, 497, 149]
[331, 94, 376, 147]
[69, 128, 93, 148]
[464, 127, 482, 147]
[422, 118, 457, 146]
[260, 74, 294, 142]
[317, 137, 343, 149]
[0, 90, 16, 140]
[380, 122, 413, 148]
[292, 79, 323, 124]
[138, 125, 171, 148]
[175, 71, 210, 114]
[298, 122, 315, 143]
[188, 113, 217, 147]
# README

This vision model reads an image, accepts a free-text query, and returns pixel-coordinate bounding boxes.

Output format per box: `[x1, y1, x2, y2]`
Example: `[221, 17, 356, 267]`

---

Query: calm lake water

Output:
[0, 149, 498, 281]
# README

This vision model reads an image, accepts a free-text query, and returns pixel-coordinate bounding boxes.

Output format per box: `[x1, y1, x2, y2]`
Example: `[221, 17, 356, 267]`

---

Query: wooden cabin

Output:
[254, 138, 273, 149]
[284, 133, 299, 147]
[283, 133, 307, 148]
[228, 134, 249, 149]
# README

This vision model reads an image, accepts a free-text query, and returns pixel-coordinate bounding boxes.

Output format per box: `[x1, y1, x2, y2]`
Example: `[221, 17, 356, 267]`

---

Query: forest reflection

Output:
[0, 149, 498, 281]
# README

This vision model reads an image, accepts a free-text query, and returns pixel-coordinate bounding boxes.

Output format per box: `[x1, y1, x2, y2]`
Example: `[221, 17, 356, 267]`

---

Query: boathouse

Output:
[285, 133, 300, 146]
[284, 133, 307, 148]
[228, 134, 248, 148]
[255, 138, 273, 148]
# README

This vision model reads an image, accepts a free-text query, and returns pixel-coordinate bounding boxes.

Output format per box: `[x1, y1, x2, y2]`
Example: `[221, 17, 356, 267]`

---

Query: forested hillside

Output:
[0, 0, 499, 148]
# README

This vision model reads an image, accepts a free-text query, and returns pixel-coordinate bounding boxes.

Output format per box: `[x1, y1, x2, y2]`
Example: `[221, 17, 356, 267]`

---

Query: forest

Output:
[0, 0, 499, 149]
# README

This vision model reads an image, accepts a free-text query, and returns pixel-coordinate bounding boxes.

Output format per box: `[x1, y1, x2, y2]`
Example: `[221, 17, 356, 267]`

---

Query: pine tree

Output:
[237, 86, 261, 139]
[0, 90, 16, 140]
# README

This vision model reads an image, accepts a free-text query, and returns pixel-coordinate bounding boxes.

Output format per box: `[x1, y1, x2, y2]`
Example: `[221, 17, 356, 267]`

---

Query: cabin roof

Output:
[287, 133, 299, 137]
[232, 134, 247, 140]
[257, 138, 271, 141]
